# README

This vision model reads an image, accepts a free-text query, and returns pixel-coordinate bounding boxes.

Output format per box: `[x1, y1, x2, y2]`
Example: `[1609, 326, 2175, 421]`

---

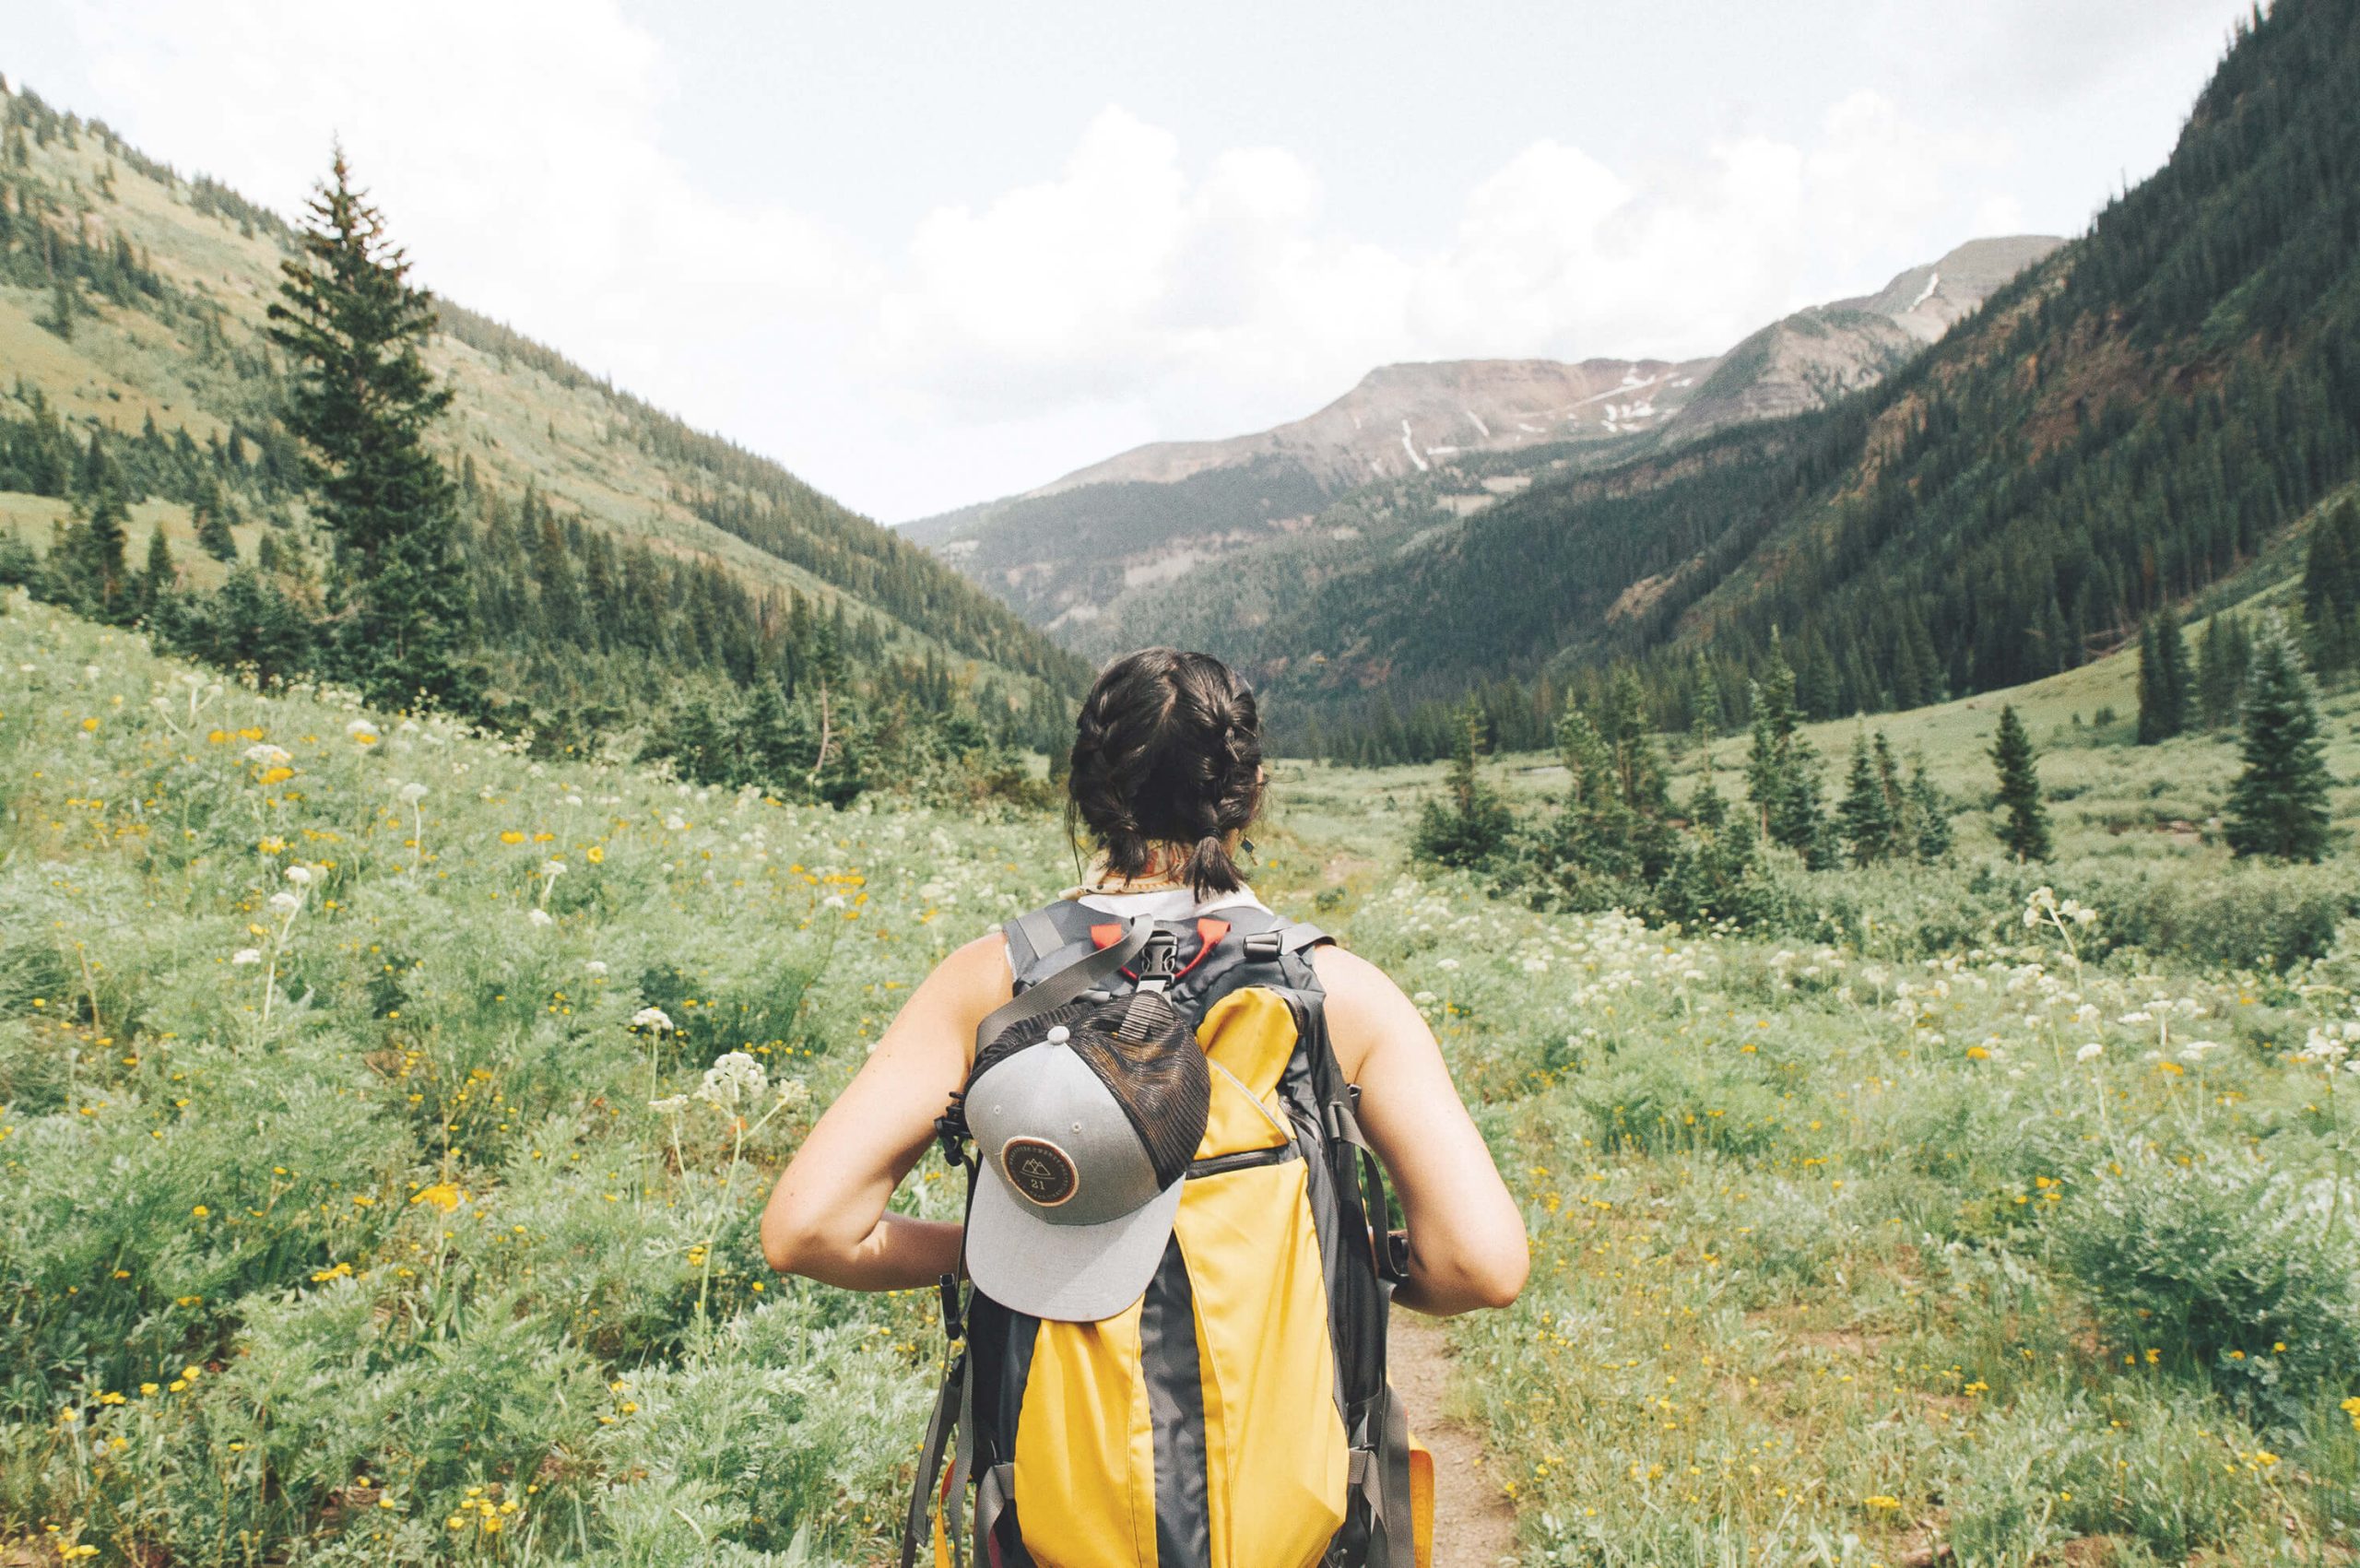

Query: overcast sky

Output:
[12, 1, 2254, 522]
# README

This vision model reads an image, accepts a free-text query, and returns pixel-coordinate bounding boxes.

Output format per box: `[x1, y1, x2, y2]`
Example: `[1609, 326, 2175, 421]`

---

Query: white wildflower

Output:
[243, 743, 291, 766]
[697, 1051, 767, 1111]
[631, 1007, 676, 1033]
[266, 890, 301, 916]
[585, 960, 609, 977]
[648, 1095, 689, 1115]
[527, 908, 555, 929]
[397, 782, 428, 804]
[284, 865, 313, 886]
[231, 948, 262, 966]
[2075, 1043, 2105, 1063]
[2293, 1027, 2350, 1066]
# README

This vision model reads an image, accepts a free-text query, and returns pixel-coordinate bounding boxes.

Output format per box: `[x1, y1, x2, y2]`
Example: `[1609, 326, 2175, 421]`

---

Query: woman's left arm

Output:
[760, 933, 1009, 1291]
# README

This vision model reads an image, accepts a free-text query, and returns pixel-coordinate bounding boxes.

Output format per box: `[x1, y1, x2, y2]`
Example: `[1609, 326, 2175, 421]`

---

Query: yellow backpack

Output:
[903, 901, 1433, 1568]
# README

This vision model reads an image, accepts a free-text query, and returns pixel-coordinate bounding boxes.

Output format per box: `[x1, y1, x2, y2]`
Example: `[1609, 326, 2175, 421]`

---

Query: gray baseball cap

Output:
[962, 1008, 1208, 1322]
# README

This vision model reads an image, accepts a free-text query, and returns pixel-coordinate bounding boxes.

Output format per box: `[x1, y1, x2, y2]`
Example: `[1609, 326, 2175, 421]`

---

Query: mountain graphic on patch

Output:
[1001, 1138, 1080, 1207]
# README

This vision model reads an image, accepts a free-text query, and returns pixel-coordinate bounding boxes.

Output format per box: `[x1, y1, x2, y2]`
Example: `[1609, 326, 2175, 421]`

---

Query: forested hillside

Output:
[1265, 0, 2360, 760]
[918, 241, 2054, 666]
[0, 77, 1090, 790]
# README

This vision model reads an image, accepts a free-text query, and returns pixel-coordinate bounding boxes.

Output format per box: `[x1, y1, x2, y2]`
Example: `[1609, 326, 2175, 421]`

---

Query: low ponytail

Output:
[1181, 831, 1243, 898]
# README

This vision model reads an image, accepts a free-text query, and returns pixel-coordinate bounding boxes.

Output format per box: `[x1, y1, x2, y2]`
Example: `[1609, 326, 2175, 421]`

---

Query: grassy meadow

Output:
[5, 591, 2359, 1566]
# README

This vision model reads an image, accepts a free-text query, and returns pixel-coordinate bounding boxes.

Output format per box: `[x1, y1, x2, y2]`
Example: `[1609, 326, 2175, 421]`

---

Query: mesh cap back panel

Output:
[1066, 994, 1210, 1188]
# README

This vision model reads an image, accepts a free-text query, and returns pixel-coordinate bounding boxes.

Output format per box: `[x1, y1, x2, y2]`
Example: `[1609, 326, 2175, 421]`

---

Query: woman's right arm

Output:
[1312, 944, 1529, 1316]
[759, 933, 1009, 1291]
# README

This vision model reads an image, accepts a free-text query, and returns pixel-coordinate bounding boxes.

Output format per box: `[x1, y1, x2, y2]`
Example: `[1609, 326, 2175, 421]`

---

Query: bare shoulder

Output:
[1309, 943, 1425, 1078]
[1303, 944, 1406, 1006]
[934, 929, 1014, 1003]
[1308, 940, 1395, 1000]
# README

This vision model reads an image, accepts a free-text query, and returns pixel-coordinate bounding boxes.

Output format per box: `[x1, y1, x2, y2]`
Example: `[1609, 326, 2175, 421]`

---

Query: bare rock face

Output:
[1667, 236, 2064, 438]
[1846, 235, 2068, 340]
[911, 235, 2062, 644]
[1030, 355, 1719, 500]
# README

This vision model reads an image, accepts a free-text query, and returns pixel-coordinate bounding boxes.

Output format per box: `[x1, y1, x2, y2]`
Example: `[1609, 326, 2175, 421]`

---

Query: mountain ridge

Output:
[909, 235, 2061, 648]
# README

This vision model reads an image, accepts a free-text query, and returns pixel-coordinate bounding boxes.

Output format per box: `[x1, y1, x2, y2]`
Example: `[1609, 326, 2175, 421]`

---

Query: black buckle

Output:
[938, 1272, 966, 1343]
[1242, 930, 1282, 961]
[935, 1106, 969, 1166]
[1138, 930, 1180, 980]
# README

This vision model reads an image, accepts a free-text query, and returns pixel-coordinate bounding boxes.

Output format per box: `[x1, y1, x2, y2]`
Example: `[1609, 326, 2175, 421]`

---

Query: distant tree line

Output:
[1411, 605, 2337, 931]
[1412, 636, 1961, 928]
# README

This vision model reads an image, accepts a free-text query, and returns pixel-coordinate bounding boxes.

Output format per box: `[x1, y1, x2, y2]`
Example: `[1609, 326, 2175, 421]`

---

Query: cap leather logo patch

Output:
[1000, 1137, 1080, 1208]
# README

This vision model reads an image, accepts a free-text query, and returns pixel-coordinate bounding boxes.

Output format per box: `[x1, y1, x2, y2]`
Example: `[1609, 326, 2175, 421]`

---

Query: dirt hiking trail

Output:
[1390, 1315, 1521, 1565]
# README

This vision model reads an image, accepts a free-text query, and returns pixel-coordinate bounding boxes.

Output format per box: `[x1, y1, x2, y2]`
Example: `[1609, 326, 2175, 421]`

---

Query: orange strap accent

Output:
[1176, 917, 1230, 978]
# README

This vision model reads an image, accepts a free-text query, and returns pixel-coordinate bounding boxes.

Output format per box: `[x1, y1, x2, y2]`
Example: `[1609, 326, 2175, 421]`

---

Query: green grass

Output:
[5, 594, 2357, 1565]
[0, 592, 1078, 1563]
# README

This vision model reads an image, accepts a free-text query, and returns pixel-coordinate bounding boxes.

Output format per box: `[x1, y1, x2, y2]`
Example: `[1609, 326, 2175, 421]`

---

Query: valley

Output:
[6, 5, 2360, 1566]
[909, 236, 2060, 664]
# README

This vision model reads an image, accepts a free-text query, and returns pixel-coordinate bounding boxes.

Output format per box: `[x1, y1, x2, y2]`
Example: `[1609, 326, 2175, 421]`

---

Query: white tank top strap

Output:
[1067, 884, 1271, 922]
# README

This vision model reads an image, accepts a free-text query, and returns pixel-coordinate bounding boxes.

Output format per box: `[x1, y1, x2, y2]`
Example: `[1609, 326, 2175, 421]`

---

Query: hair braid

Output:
[1066, 648, 1264, 898]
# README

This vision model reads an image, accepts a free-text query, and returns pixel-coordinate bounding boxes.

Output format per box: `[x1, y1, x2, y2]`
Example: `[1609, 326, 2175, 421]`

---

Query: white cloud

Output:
[69, 0, 874, 461]
[869, 89, 2018, 453]
[50, 5, 2058, 518]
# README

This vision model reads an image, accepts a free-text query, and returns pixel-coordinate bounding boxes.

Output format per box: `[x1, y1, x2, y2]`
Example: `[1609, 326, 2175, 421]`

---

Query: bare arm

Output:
[760, 934, 1010, 1290]
[1314, 944, 1528, 1316]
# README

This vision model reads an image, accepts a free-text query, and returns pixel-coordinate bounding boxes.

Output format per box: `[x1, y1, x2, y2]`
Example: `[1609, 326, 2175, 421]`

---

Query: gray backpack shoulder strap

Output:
[976, 917, 1153, 1055]
[1001, 906, 1068, 979]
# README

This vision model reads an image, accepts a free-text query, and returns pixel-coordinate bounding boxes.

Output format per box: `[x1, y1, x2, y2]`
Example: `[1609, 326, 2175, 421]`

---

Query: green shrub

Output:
[2050, 1155, 2360, 1428]
[1942, 1382, 2284, 1564]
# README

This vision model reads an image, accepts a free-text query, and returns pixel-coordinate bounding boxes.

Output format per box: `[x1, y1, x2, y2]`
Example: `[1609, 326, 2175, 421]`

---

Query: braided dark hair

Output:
[1067, 648, 1264, 899]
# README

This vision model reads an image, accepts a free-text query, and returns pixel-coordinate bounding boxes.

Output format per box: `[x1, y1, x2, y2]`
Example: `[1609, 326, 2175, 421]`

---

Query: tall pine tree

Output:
[1837, 729, 1902, 866]
[2136, 610, 2190, 744]
[1989, 704, 2051, 861]
[2224, 619, 2334, 863]
[2301, 499, 2360, 677]
[266, 149, 476, 711]
[1906, 754, 1953, 862]
[2195, 612, 2252, 730]
[1411, 703, 1513, 868]
[58, 487, 134, 626]
[1743, 635, 1826, 862]
[138, 525, 173, 615]
[193, 480, 239, 563]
